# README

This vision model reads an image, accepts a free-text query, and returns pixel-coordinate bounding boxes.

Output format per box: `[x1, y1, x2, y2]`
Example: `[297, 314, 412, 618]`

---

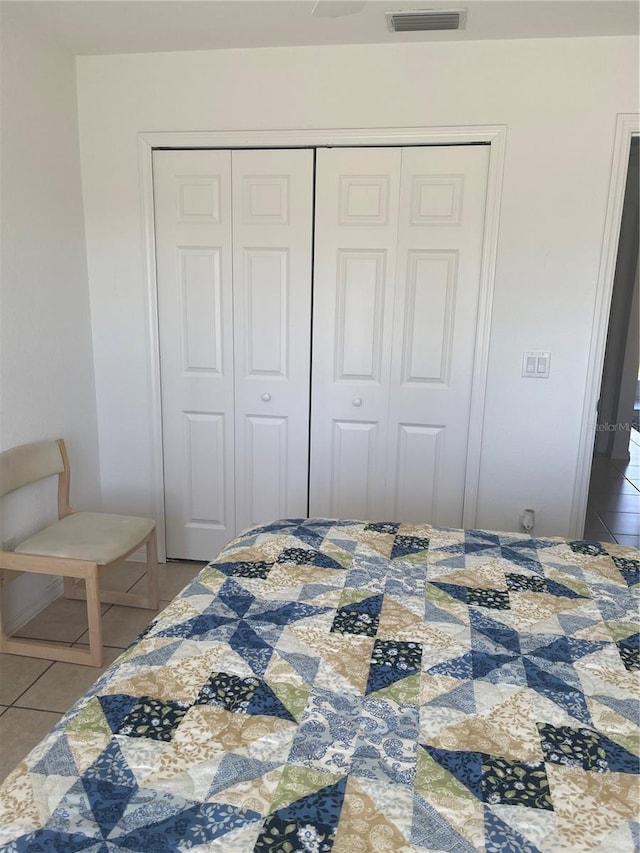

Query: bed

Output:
[0, 519, 638, 852]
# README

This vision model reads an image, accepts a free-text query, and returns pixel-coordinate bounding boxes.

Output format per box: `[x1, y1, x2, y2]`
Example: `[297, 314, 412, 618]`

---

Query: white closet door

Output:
[309, 148, 402, 519]
[155, 149, 314, 559]
[388, 145, 489, 525]
[232, 149, 314, 532]
[154, 150, 234, 559]
[310, 145, 489, 526]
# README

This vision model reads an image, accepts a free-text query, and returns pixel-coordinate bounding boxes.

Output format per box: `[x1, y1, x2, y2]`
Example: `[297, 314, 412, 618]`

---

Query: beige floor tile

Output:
[61, 561, 149, 605]
[17, 647, 122, 714]
[15, 596, 107, 643]
[589, 469, 627, 489]
[130, 562, 204, 602]
[100, 560, 148, 593]
[591, 533, 617, 543]
[590, 481, 640, 497]
[0, 655, 53, 705]
[588, 492, 640, 513]
[75, 604, 157, 649]
[0, 706, 8, 716]
[587, 450, 640, 546]
[583, 510, 609, 537]
[614, 534, 640, 548]
[0, 708, 61, 782]
[616, 459, 640, 477]
[599, 511, 640, 536]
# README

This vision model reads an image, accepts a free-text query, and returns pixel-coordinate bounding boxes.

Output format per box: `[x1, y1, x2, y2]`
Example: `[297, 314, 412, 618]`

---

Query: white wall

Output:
[1, 8, 101, 629]
[76, 36, 639, 540]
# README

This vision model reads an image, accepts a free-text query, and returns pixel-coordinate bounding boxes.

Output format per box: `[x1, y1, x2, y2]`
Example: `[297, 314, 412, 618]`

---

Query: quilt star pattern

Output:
[0, 519, 638, 852]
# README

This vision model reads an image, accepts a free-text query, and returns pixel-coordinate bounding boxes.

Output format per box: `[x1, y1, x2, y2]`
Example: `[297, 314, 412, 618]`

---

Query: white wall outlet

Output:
[522, 351, 551, 378]
[521, 509, 535, 533]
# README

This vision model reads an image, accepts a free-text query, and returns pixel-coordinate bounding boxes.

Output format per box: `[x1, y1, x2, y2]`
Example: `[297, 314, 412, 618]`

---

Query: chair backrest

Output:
[0, 440, 65, 498]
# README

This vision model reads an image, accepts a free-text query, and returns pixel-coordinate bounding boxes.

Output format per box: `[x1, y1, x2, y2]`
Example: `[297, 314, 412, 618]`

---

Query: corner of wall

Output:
[1, 8, 101, 626]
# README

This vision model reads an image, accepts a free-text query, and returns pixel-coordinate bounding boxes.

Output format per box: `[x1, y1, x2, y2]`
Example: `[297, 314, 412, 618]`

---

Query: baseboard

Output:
[5, 576, 63, 636]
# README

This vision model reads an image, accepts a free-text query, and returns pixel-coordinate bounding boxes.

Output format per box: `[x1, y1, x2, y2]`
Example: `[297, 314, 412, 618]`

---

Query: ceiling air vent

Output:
[386, 9, 466, 32]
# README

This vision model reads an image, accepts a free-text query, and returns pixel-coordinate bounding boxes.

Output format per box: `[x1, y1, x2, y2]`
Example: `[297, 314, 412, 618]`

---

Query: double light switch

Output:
[522, 351, 551, 378]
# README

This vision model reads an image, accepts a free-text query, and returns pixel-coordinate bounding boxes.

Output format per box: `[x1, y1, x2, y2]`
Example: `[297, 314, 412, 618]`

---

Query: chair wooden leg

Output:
[0, 569, 104, 667]
[0, 637, 104, 666]
[84, 564, 104, 667]
[146, 529, 160, 611]
[0, 577, 11, 654]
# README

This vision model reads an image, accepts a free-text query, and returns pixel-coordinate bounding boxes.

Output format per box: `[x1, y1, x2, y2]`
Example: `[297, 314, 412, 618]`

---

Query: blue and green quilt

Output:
[0, 519, 638, 851]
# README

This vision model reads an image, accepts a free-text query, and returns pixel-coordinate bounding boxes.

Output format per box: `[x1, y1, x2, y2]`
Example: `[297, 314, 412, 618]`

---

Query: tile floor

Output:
[0, 560, 204, 782]
[584, 426, 640, 547]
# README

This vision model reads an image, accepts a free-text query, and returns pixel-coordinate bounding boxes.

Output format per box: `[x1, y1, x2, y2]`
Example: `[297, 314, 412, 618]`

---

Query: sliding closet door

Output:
[310, 145, 489, 526]
[232, 149, 313, 533]
[154, 150, 235, 559]
[155, 149, 313, 560]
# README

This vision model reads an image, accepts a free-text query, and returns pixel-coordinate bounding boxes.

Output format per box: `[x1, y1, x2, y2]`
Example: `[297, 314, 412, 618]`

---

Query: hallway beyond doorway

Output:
[585, 426, 640, 547]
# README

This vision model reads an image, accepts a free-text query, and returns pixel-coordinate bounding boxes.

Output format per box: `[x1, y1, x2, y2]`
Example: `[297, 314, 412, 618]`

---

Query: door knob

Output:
[352, 398, 363, 407]
[261, 393, 271, 402]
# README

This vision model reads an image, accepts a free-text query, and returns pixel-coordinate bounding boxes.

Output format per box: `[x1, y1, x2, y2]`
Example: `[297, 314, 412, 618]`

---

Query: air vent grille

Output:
[387, 9, 466, 32]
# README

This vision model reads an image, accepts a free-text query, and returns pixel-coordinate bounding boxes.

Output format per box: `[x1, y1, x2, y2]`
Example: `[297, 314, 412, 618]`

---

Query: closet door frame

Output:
[139, 126, 507, 560]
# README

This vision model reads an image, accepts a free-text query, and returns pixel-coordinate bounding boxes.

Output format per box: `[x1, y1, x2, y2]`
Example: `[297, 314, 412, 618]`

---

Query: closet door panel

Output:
[330, 420, 381, 519]
[388, 145, 490, 525]
[154, 150, 234, 559]
[335, 250, 387, 380]
[184, 413, 227, 525]
[392, 423, 442, 522]
[310, 148, 401, 520]
[241, 415, 289, 525]
[232, 149, 314, 532]
[243, 249, 288, 375]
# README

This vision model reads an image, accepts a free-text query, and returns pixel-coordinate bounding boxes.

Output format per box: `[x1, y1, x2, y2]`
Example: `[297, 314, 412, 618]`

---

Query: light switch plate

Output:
[522, 351, 551, 378]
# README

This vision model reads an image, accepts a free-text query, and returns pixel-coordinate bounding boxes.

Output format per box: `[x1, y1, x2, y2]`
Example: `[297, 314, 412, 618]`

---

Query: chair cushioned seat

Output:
[15, 513, 155, 565]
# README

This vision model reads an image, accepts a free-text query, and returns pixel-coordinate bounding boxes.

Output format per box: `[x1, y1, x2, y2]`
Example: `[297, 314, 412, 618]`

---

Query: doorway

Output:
[584, 139, 639, 547]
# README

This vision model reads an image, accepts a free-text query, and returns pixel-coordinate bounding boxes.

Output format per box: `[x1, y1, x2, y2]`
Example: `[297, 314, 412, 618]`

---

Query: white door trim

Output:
[138, 125, 507, 558]
[569, 113, 640, 540]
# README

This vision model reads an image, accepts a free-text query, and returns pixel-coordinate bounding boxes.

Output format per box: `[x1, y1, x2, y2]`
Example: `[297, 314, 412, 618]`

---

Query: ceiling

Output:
[3, 0, 639, 56]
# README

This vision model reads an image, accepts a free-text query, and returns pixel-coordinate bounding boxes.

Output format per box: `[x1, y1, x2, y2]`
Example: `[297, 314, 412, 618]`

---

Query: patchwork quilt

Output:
[0, 519, 638, 852]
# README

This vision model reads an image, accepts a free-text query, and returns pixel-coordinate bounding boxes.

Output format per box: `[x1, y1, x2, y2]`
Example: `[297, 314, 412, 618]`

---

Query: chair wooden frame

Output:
[0, 439, 159, 667]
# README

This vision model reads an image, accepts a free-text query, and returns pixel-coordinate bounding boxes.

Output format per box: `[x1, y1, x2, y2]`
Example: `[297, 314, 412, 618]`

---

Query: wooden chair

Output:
[0, 439, 159, 666]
